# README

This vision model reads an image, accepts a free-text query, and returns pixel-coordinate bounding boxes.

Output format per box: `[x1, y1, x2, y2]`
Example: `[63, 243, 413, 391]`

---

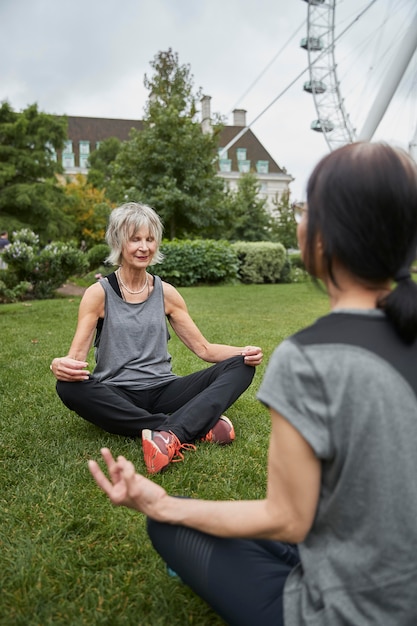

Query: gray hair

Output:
[105, 202, 164, 266]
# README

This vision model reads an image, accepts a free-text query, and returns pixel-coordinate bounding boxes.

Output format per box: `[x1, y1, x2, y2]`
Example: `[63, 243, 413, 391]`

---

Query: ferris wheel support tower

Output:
[357, 8, 417, 142]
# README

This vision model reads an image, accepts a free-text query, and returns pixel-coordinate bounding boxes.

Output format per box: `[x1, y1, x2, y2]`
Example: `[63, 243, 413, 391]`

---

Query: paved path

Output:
[56, 283, 87, 297]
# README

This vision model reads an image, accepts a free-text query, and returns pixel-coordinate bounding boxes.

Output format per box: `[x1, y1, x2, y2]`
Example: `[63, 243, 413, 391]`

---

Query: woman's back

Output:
[260, 308, 417, 624]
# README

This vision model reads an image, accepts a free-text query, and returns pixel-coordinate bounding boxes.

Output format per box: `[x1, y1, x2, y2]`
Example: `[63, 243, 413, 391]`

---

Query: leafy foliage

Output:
[1, 228, 88, 300]
[225, 172, 272, 241]
[105, 50, 228, 239]
[0, 101, 74, 242]
[270, 191, 298, 249]
[232, 241, 287, 284]
[87, 137, 121, 190]
[86, 243, 112, 270]
[62, 174, 113, 247]
[150, 239, 239, 286]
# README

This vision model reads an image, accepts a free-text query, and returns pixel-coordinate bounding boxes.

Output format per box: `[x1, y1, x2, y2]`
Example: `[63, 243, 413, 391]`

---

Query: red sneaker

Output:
[201, 416, 235, 445]
[142, 430, 195, 474]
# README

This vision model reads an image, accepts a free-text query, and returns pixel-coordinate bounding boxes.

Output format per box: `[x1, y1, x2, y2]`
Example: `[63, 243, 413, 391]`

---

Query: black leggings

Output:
[56, 356, 254, 442]
[147, 518, 300, 626]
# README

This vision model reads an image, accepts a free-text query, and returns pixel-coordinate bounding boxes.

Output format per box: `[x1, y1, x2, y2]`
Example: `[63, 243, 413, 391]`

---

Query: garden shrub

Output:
[2, 229, 88, 301]
[231, 241, 286, 284]
[86, 243, 111, 270]
[152, 239, 239, 287]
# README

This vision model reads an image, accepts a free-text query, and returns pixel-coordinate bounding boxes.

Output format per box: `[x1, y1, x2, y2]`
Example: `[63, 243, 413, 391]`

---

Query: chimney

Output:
[233, 109, 247, 127]
[201, 95, 212, 135]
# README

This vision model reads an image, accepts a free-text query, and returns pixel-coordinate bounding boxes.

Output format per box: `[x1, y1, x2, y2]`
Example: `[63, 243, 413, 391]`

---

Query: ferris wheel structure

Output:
[301, 0, 417, 154]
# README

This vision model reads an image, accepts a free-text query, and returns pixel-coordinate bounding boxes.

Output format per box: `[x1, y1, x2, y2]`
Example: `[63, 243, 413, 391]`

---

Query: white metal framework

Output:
[302, 0, 356, 150]
[302, 0, 417, 152]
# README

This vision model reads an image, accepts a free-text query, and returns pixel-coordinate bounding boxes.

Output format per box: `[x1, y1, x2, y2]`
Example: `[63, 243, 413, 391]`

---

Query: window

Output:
[79, 140, 90, 155]
[219, 159, 232, 173]
[62, 153, 75, 168]
[238, 160, 250, 173]
[256, 160, 269, 174]
[62, 141, 74, 168]
[46, 143, 57, 162]
[236, 148, 247, 161]
[218, 148, 227, 159]
[96, 141, 101, 150]
[79, 155, 90, 169]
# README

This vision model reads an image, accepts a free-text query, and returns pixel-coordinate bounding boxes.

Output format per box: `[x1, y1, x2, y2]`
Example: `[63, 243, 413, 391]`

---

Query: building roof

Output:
[218, 126, 285, 174]
[62, 115, 286, 177]
[65, 115, 143, 145]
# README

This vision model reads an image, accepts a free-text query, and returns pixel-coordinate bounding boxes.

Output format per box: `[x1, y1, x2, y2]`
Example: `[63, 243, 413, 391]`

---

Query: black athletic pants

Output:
[56, 356, 254, 442]
[147, 518, 300, 626]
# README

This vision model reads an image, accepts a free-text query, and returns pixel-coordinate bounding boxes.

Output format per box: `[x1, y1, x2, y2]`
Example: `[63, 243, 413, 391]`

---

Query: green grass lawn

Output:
[0, 283, 329, 626]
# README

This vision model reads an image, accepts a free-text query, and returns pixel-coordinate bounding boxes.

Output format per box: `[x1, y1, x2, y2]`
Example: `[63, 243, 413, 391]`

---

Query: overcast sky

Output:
[1, 0, 416, 202]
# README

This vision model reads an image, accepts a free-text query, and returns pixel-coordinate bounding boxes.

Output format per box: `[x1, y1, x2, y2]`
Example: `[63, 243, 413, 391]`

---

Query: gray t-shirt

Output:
[257, 310, 417, 625]
[93, 275, 177, 389]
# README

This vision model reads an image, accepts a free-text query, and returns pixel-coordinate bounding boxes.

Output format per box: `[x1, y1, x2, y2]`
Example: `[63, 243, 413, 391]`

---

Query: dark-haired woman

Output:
[89, 143, 417, 625]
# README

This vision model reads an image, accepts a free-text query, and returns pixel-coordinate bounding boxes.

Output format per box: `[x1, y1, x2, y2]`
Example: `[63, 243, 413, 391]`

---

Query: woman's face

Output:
[296, 206, 308, 265]
[297, 206, 326, 279]
[121, 226, 158, 269]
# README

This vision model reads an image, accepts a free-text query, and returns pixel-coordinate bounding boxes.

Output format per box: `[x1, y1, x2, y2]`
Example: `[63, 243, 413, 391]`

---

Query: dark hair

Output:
[305, 142, 417, 343]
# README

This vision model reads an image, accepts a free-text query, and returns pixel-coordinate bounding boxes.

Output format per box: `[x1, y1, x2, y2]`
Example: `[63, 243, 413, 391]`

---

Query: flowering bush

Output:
[11, 228, 40, 247]
[1, 229, 88, 301]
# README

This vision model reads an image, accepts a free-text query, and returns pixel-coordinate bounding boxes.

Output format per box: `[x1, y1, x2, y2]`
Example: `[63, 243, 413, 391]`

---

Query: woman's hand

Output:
[88, 448, 168, 516]
[241, 346, 263, 367]
[50, 356, 90, 381]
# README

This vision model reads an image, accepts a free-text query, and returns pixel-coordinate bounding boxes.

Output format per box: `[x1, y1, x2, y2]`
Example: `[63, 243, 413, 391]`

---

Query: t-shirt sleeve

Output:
[257, 338, 333, 459]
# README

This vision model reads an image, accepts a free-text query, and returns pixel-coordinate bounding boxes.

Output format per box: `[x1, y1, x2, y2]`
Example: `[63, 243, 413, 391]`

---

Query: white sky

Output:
[1, 0, 416, 202]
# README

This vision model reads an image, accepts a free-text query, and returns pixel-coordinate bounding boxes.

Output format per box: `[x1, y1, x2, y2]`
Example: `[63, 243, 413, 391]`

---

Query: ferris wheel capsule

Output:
[311, 119, 335, 133]
[303, 80, 326, 94]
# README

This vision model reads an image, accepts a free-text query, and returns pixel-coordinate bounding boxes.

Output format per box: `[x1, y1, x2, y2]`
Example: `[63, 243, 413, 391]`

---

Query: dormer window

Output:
[238, 160, 250, 173]
[219, 159, 232, 173]
[256, 160, 269, 174]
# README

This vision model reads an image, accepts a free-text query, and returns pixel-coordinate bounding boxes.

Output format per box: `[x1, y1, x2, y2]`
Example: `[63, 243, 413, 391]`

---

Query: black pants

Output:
[147, 518, 300, 626]
[56, 356, 254, 442]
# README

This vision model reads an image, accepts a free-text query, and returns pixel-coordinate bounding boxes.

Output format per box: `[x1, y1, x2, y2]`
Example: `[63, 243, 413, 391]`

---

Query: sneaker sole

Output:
[142, 429, 170, 474]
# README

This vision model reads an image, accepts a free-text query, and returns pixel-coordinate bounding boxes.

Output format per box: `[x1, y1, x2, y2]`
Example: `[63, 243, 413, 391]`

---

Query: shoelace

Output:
[166, 432, 196, 463]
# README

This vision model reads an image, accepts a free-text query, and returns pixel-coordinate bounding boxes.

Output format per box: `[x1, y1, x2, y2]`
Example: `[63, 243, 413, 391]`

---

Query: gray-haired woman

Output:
[51, 202, 262, 474]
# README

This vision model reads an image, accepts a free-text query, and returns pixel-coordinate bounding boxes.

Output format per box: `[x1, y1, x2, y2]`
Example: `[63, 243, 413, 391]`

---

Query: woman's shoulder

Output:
[81, 280, 106, 304]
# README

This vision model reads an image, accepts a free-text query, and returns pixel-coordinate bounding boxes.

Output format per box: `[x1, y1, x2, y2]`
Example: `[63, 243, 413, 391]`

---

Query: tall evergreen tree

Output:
[107, 49, 227, 239]
[225, 172, 272, 241]
[270, 191, 298, 249]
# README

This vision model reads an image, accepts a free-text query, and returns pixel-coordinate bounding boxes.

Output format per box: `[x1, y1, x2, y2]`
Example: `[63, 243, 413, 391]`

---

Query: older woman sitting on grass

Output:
[50, 202, 262, 474]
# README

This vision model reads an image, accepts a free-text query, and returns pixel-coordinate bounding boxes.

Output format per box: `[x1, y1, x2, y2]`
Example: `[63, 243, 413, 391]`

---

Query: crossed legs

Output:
[56, 356, 254, 442]
[147, 518, 299, 626]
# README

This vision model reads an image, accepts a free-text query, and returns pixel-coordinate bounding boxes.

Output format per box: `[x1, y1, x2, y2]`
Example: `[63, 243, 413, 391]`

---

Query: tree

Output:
[0, 101, 74, 242]
[62, 175, 113, 247]
[107, 49, 228, 239]
[87, 137, 121, 191]
[225, 172, 272, 241]
[270, 191, 298, 249]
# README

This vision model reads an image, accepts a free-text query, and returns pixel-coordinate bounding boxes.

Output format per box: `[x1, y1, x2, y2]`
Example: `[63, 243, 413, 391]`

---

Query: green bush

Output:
[153, 239, 239, 287]
[2, 229, 89, 301]
[231, 241, 286, 284]
[86, 243, 111, 270]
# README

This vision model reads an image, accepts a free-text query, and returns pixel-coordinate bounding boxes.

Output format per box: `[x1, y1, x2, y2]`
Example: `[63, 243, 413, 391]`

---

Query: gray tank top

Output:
[93, 275, 177, 389]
